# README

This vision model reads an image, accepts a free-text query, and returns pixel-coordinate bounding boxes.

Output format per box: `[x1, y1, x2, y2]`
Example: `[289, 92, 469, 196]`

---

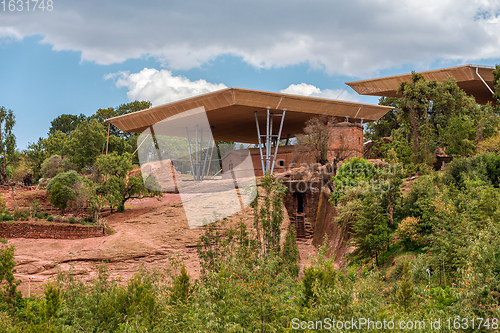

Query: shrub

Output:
[40, 155, 63, 179]
[169, 265, 191, 304]
[48, 182, 75, 212]
[35, 212, 47, 219]
[46, 170, 80, 194]
[42, 282, 61, 320]
[1, 213, 13, 221]
[0, 194, 5, 213]
[13, 209, 29, 221]
[47, 171, 81, 212]
[29, 199, 40, 218]
[331, 156, 378, 204]
[68, 217, 76, 224]
[477, 132, 500, 154]
[395, 261, 414, 312]
[444, 153, 500, 189]
[11, 164, 32, 183]
[397, 217, 422, 249]
[46, 215, 53, 222]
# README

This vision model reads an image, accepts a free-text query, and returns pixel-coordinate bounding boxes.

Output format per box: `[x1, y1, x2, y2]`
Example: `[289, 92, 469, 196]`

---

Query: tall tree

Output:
[92, 100, 152, 138]
[0, 107, 16, 184]
[394, 73, 497, 163]
[49, 113, 87, 135]
[493, 64, 500, 106]
[365, 97, 401, 140]
[67, 119, 106, 170]
[25, 137, 49, 180]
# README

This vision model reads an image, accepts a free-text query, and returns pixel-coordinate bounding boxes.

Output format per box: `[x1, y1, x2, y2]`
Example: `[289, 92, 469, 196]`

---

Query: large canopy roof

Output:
[346, 65, 496, 105]
[106, 87, 393, 143]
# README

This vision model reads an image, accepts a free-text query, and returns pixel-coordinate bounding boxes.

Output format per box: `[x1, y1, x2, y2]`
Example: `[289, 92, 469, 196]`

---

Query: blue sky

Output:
[1, 0, 500, 149]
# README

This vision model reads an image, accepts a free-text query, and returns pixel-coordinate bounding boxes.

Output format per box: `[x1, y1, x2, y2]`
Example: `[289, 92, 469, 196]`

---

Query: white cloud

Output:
[0, 27, 22, 41]
[108, 68, 227, 106]
[1, 0, 500, 76]
[281, 83, 360, 102]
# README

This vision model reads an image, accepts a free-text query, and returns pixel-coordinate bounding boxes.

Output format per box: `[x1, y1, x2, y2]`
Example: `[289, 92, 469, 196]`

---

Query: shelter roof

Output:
[105, 87, 393, 143]
[346, 65, 496, 105]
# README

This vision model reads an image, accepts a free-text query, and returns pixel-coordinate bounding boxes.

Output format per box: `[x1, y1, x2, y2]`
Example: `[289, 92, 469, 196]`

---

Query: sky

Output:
[1, 0, 500, 149]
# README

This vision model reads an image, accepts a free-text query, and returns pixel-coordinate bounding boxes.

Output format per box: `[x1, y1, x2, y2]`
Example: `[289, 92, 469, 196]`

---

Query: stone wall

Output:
[0, 221, 105, 239]
[313, 186, 353, 267]
[328, 122, 364, 161]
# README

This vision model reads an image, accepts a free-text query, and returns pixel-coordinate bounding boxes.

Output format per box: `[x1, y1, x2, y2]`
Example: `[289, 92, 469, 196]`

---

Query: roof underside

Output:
[346, 65, 496, 105]
[106, 88, 393, 143]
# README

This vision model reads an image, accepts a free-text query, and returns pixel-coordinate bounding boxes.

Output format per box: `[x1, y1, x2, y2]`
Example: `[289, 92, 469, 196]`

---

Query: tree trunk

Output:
[408, 104, 420, 157]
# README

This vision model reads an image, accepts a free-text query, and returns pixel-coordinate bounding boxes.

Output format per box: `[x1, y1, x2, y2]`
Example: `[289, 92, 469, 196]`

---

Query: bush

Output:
[169, 265, 191, 304]
[397, 217, 422, 249]
[46, 216, 53, 222]
[68, 217, 76, 224]
[444, 153, 500, 189]
[48, 182, 75, 212]
[40, 155, 78, 179]
[40, 155, 63, 179]
[13, 209, 29, 221]
[11, 164, 32, 183]
[35, 212, 47, 219]
[46, 170, 80, 194]
[331, 157, 378, 204]
[1, 213, 13, 221]
[47, 171, 81, 212]
[477, 132, 500, 154]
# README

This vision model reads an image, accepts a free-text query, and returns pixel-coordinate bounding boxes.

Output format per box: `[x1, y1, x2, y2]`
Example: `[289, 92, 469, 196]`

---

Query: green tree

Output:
[48, 113, 87, 135]
[396, 261, 414, 312]
[42, 282, 61, 320]
[169, 265, 191, 304]
[92, 100, 151, 138]
[0, 245, 21, 308]
[493, 64, 500, 105]
[396, 73, 494, 163]
[44, 131, 70, 157]
[24, 138, 49, 180]
[46, 170, 80, 212]
[335, 186, 392, 265]
[67, 119, 106, 170]
[95, 152, 160, 212]
[365, 97, 401, 140]
[330, 156, 378, 204]
[0, 107, 16, 185]
[251, 174, 287, 255]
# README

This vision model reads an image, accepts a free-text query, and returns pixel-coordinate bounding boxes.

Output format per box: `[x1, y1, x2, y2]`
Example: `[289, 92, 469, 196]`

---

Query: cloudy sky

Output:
[1, 0, 499, 148]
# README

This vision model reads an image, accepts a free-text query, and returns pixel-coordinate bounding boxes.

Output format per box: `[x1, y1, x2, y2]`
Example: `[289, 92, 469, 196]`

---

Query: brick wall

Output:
[327, 122, 364, 161]
[0, 221, 105, 239]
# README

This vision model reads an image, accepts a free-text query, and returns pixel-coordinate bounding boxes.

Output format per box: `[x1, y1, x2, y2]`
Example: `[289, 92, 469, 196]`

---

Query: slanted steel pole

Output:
[150, 126, 163, 161]
[201, 132, 213, 181]
[265, 108, 271, 173]
[254, 111, 266, 173]
[270, 110, 286, 174]
[195, 125, 199, 181]
[185, 127, 196, 181]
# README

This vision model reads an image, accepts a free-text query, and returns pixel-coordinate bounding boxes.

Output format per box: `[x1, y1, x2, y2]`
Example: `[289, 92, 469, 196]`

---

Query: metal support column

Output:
[271, 110, 286, 174]
[254, 109, 286, 175]
[186, 126, 214, 181]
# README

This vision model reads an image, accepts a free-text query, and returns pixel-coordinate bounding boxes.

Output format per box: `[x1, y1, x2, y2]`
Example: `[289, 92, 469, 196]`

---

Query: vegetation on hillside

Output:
[0, 69, 498, 330]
